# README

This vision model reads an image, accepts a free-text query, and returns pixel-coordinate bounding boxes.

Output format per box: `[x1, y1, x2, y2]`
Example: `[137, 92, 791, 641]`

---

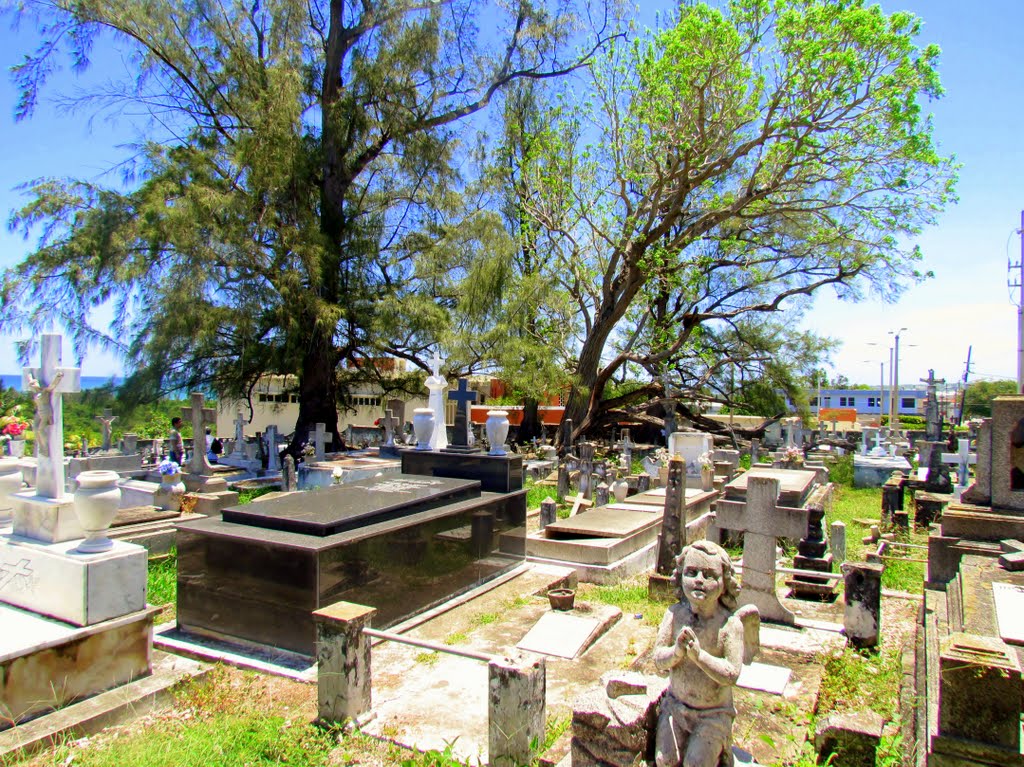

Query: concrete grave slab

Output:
[516, 610, 606, 659]
[992, 581, 1024, 645]
[543, 508, 659, 539]
[737, 661, 792, 695]
[724, 467, 819, 507]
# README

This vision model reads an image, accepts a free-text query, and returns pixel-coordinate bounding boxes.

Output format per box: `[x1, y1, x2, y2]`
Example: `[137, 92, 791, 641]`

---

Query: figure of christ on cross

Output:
[23, 334, 81, 500]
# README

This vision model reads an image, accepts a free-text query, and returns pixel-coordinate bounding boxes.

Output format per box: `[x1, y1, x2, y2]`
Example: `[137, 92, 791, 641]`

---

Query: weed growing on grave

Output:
[542, 714, 571, 751]
[147, 549, 177, 614]
[415, 651, 441, 666]
[504, 594, 531, 610]
[828, 454, 854, 487]
[880, 553, 925, 593]
[237, 486, 276, 504]
[815, 645, 903, 722]
[443, 631, 468, 645]
[578, 575, 667, 626]
[400, 740, 471, 767]
[472, 612, 498, 627]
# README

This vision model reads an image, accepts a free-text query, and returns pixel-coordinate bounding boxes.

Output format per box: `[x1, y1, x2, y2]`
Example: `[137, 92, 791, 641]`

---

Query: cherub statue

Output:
[653, 540, 760, 767]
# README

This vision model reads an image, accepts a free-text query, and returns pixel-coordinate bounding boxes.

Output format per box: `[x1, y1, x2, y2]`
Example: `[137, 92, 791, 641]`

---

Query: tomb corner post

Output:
[313, 601, 377, 725]
[841, 562, 883, 649]
[488, 651, 546, 767]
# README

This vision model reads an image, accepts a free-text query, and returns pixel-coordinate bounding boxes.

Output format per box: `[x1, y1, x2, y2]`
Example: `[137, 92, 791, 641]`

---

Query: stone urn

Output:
[412, 408, 435, 451]
[0, 457, 23, 524]
[7, 439, 25, 458]
[700, 464, 714, 492]
[485, 410, 510, 456]
[154, 471, 187, 512]
[610, 474, 629, 502]
[73, 470, 122, 553]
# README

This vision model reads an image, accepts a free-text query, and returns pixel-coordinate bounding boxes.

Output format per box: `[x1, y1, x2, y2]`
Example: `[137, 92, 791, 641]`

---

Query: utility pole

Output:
[957, 346, 972, 426]
[889, 328, 907, 432]
[1011, 211, 1024, 393]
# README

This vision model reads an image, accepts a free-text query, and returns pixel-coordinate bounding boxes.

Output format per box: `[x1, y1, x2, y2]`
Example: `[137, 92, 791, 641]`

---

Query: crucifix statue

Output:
[94, 408, 117, 451]
[23, 334, 81, 499]
[181, 391, 217, 475]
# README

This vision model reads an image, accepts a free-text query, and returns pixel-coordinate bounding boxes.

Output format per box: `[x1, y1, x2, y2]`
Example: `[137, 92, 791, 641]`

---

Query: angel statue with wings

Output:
[653, 540, 760, 767]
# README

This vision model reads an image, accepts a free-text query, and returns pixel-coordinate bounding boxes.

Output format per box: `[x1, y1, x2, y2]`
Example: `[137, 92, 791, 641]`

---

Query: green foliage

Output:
[828, 454, 855, 487]
[579, 576, 668, 626]
[816, 645, 903, 722]
[401, 742, 471, 767]
[147, 550, 177, 610]
[237, 486, 276, 505]
[963, 379, 1018, 418]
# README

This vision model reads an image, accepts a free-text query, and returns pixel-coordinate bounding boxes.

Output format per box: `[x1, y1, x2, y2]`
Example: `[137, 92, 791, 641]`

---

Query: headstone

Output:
[94, 408, 117, 451]
[578, 442, 595, 500]
[381, 410, 396, 447]
[940, 438, 976, 489]
[282, 454, 298, 492]
[181, 392, 218, 475]
[594, 481, 609, 507]
[443, 379, 478, 454]
[561, 418, 574, 457]
[962, 418, 992, 504]
[662, 371, 675, 447]
[425, 351, 448, 451]
[715, 476, 814, 623]
[654, 457, 686, 576]
[750, 438, 760, 464]
[308, 422, 333, 462]
[231, 411, 247, 457]
[830, 521, 847, 565]
[21, 334, 81, 500]
[265, 424, 281, 471]
[121, 433, 138, 456]
[921, 369, 946, 442]
[667, 431, 713, 477]
[842, 562, 882, 649]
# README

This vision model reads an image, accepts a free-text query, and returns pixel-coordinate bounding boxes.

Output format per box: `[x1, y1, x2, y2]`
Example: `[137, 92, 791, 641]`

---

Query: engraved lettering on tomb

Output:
[361, 478, 446, 494]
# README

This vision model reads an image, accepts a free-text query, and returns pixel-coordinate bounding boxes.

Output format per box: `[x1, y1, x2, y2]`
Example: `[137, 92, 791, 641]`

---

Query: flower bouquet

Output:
[0, 416, 29, 443]
[159, 458, 181, 476]
[783, 446, 803, 465]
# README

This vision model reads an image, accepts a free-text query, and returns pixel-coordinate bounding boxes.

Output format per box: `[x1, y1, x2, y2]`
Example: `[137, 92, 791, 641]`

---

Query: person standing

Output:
[169, 417, 184, 466]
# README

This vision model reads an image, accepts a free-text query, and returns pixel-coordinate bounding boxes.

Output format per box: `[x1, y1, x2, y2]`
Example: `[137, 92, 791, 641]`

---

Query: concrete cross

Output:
[578, 442, 596, 500]
[0, 558, 32, 591]
[431, 349, 443, 379]
[715, 476, 813, 624]
[620, 428, 633, 471]
[181, 391, 217, 475]
[231, 411, 247, 457]
[308, 422, 333, 461]
[655, 456, 687, 575]
[941, 438, 977, 488]
[23, 333, 81, 499]
[381, 409, 397, 446]
[662, 370, 676, 446]
[94, 407, 117, 450]
[447, 379, 477, 449]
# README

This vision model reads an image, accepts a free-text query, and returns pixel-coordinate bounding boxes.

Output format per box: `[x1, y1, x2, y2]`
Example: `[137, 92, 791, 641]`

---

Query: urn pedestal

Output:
[154, 471, 187, 511]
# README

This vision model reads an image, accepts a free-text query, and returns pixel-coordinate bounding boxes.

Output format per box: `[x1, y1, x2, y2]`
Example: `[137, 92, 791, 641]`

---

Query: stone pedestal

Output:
[11, 491, 81, 543]
[842, 562, 882, 649]
[788, 492, 836, 600]
[488, 652, 545, 767]
[313, 601, 376, 725]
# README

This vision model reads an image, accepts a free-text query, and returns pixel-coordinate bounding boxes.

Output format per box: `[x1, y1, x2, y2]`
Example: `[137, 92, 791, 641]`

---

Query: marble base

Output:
[11, 491, 81, 543]
[853, 455, 912, 488]
[0, 603, 156, 729]
[0, 536, 147, 626]
[183, 473, 228, 493]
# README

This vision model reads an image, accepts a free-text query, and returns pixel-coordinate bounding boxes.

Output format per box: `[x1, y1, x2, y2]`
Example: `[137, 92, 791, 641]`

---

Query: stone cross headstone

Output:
[715, 476, 814, 624]
[620, 429, 633, 472]
[182, 392, 218, 475]
[94, 408, 117, 451]
[425, 352, 448, 451]
[22, 334, 81, 499]
[941, 438, 977, 488]
[921, 369, 946, 442]
[444, 379, 478, 453]
[231, 411, 247, 457]
[655, 456, 687, 575]
[578, 442, 596, 499]
[750, 438, 760, 465]
[282, 454, 298, 492]
[381, 409, 397, 447]
[265, 425, 281, 472]
[308, 422, 333, 462]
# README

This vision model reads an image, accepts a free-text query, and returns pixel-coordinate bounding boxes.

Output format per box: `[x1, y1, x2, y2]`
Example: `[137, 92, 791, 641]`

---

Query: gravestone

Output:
[578, 442, 596, 500]
[654, 457, 686, 576]
[921, 370, 946, 442]
[231, 411, 247, 457]
[443, 379, 478, 454]
[667, 431, 713, 480]
[309, 422, 333, 462]
[94, 408, 117, 451]
[380, 409, 400, 457]
[282, 454, 298, 493]
[961, 418, 992, 505]
[940, 438, 976, 489]
[426, 351, 448, 452]
[716, 474, 818, 624]
[12, 334, 81, 540]
[265, 425, 281, 472]
[181, 392, 227, 492]
[662, 371, 676, 447]
[121, 433, 138, 456]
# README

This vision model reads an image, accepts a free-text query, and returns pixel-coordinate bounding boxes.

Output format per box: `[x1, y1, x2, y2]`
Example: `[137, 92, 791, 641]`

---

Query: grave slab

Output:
[736, 661, 792, 695]
[723, 467, 818, 507]
[992, 581, 1024, 645]
[543, 508, 659, 539]
[516, 607, 620, 659]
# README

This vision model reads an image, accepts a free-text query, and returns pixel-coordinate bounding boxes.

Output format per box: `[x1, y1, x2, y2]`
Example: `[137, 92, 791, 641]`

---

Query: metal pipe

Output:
[732, 563, 844, 581]
[363, 627, 495, 662]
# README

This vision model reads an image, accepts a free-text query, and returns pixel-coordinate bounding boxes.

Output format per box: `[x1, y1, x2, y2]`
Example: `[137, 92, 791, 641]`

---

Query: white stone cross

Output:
[714, 476, 812, 625]
[431, 349, 443, 379]
[94, 408, 117, 450]
[308, 422, 333, 461]
[941, 438, 977, 488]
[231, 411, 247, 457]
[381, 410, 397, 446]
[22, 333, 81, 499]
[181, 392, 217, 475]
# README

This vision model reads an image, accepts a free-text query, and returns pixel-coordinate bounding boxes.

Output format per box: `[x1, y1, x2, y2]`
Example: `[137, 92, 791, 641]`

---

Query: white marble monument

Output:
[426, 350, 448, 451]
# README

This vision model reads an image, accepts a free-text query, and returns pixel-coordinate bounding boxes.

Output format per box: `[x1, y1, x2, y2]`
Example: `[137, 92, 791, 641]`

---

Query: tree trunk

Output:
[518, 397, 541, 443]
[288, 331, 341, 457]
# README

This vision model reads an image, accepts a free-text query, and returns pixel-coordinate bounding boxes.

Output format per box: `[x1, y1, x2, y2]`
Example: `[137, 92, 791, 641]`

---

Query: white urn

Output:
[485, 410, 510, 456]
[0, 457, 23, 524]
[154, 471, 187, 511]
[610, 474, 629, 502]
[412, 408, 435, 451]
[73, 470, 122, 553]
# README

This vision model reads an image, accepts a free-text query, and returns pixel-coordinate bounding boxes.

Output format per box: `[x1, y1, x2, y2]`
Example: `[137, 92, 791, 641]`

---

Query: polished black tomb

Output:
[176, 472, 526, 655]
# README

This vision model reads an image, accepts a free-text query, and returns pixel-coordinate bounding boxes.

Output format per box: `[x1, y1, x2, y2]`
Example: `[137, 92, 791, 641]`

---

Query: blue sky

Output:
[0, 1, 1021, 390]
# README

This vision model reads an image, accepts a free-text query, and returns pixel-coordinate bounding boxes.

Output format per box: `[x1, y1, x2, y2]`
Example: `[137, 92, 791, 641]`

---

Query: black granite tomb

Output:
[176, 470, 525, 655]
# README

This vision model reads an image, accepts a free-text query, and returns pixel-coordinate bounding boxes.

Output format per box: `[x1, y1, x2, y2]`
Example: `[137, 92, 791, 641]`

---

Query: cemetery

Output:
[0, 1, 1015, 766]
[0, 325, 1011, 767]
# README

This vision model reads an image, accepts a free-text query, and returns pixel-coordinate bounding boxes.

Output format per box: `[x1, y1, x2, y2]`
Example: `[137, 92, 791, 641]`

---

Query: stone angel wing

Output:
[735, 604, 760, 665]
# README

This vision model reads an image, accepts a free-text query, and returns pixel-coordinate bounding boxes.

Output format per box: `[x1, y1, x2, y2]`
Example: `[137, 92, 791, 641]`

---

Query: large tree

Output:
[518, 0, 956, 440]
[1, 0, 615, 450]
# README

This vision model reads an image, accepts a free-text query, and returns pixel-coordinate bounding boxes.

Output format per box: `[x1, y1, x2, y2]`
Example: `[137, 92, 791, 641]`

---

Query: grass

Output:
[147, 549, 177, 618]
[577, 575, 669, 626]
[237, 486, 276, 504]
[471, 612, 498, 627]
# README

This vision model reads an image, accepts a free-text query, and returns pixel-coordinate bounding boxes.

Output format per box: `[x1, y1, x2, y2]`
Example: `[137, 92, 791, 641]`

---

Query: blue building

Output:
[797, 387, 927, 417]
